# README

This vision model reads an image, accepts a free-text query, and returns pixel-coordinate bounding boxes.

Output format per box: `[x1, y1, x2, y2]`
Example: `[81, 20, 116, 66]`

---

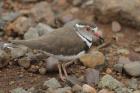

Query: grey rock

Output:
[98, 74, 123, 90]
[66, 75, 81, 85]
[94, 0, 140, 29]
[128, 78, 138, 90]
[18, 57, 30, 68]
[85, 68, 100, 85]
[24, 23, 54, 40]
[43, 78, 61, 89]
[36, 23, 54, 36]
[39, 67, 47, 75]
[45, 57, 59, 71]
[30, 2, 55, 26]
[113, 63, 124, 73]
[2, 12, 21, 22]
[54, 87, 72, 93]
[118, 56, 131, 64]
[24, 27, 39, 40]
[115, 87, 133, 93]
[124, 62, 140, 76]
[10, 87, 27, 93]
[10, 45, 28, 59]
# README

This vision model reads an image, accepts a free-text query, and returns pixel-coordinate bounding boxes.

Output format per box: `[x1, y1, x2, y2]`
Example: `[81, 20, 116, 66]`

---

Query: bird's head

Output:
[74, 23, 104, 47]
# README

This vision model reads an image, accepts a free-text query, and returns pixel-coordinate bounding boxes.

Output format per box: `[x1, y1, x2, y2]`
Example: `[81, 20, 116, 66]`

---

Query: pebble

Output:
[10, 45, 28, 59]
[112, 21, 121, 32]
[124, 61, 140, 76]
[54, 87, 72, 93]
[39, 67, 47, 75]
[45, 57, 59, 71]
[43, 78, 61, 89]
[30, 1, 55, 26]
[134, 47, 140, 53]
[128, 78, 138, 90]
[85, 68, 100, 85]
[98, 89, 115, 93]
[24, 23, 54, 40]
[117, 48, 130, 56]
[79, 51, 105, 68]
[24, 27, 39, 40]
[72, 0, 82, 6]
[113, 63, 124, 73]
[72, 84, 82, 93]
[18, 57, 31, 68]
[0, 49, 9, 68]
[98, 74, 123, 90]
[133, 90, 140, 93]
[106, 68, 112, 74]
[10, 87, 27, 93]
[7, 16, 33, 35]
[82, 84, 97, 93]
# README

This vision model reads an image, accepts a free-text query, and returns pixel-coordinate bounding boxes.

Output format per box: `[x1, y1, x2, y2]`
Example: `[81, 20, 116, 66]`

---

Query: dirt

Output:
[0, 0, 140, 92]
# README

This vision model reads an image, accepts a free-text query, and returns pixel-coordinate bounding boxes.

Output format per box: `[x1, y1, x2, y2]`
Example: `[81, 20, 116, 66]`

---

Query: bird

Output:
[10, 21, 104, 80]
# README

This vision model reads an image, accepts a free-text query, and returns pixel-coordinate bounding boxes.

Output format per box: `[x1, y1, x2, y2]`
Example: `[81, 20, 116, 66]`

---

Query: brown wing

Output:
[11, 27, 87, 55]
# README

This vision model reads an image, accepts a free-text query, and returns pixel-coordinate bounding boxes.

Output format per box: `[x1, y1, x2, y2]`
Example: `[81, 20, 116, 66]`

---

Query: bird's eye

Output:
[86, 27, 90, 31]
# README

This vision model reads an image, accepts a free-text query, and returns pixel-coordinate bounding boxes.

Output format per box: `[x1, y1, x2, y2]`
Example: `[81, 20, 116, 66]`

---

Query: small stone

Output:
[73, 0, 82, 6]
[113, 64, 124, 73]
[124, 62, 140, 76]
[45, 57, 59, 71]
[0, 90, 4, 93]
[117, 48, 130, 56]
[28, 65, 39, 73]
[133, 90, 140, 93]
[79, 51, 105, 68]
[43, 78, 61, 89]
[112, 21, 121, 32]
[134, 47, 140, 53]
[10, 45, 28, 59]
[118, 56, 131, 64]
[24, 27, 39, 40]
[66, 75, 81, 85]
[98, 74, 123, 90]
[39, 67, 47, 75]
[54, 87, 72, 93]
[82, 84, 97, 93]
[30, 2, 55, 26]
[0, 49, 9, 68]
[10, 87, 27, 93]
[106, 68, 112, 74]
[85, 68, 100, 85]
[24, 23, 54, 40]
[72, 84, 82, 93]
[98, 89, 115, 93]
[128, 78, 138, 90]
[7, 16, 33, 35]
[18, 57, 30, 68]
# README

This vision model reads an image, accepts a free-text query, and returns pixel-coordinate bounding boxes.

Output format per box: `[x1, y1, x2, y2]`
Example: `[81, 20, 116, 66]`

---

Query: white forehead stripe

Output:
[75, 24, 85, 28]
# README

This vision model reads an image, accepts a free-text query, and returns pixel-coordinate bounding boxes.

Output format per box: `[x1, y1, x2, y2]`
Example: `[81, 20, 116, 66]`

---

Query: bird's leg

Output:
[57, 63, 65, 81]
[62, 60, 75, 79]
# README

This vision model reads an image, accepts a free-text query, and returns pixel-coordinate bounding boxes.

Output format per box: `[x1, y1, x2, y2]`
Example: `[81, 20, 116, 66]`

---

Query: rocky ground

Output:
[0, 0, 140, 93]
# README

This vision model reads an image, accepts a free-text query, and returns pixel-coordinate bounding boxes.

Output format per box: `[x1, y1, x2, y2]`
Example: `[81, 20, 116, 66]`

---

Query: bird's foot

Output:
[57, 60, 75, 81]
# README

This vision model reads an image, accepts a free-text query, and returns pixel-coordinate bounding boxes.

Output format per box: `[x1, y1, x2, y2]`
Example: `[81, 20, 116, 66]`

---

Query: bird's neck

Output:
[75, 30, 92, 48]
